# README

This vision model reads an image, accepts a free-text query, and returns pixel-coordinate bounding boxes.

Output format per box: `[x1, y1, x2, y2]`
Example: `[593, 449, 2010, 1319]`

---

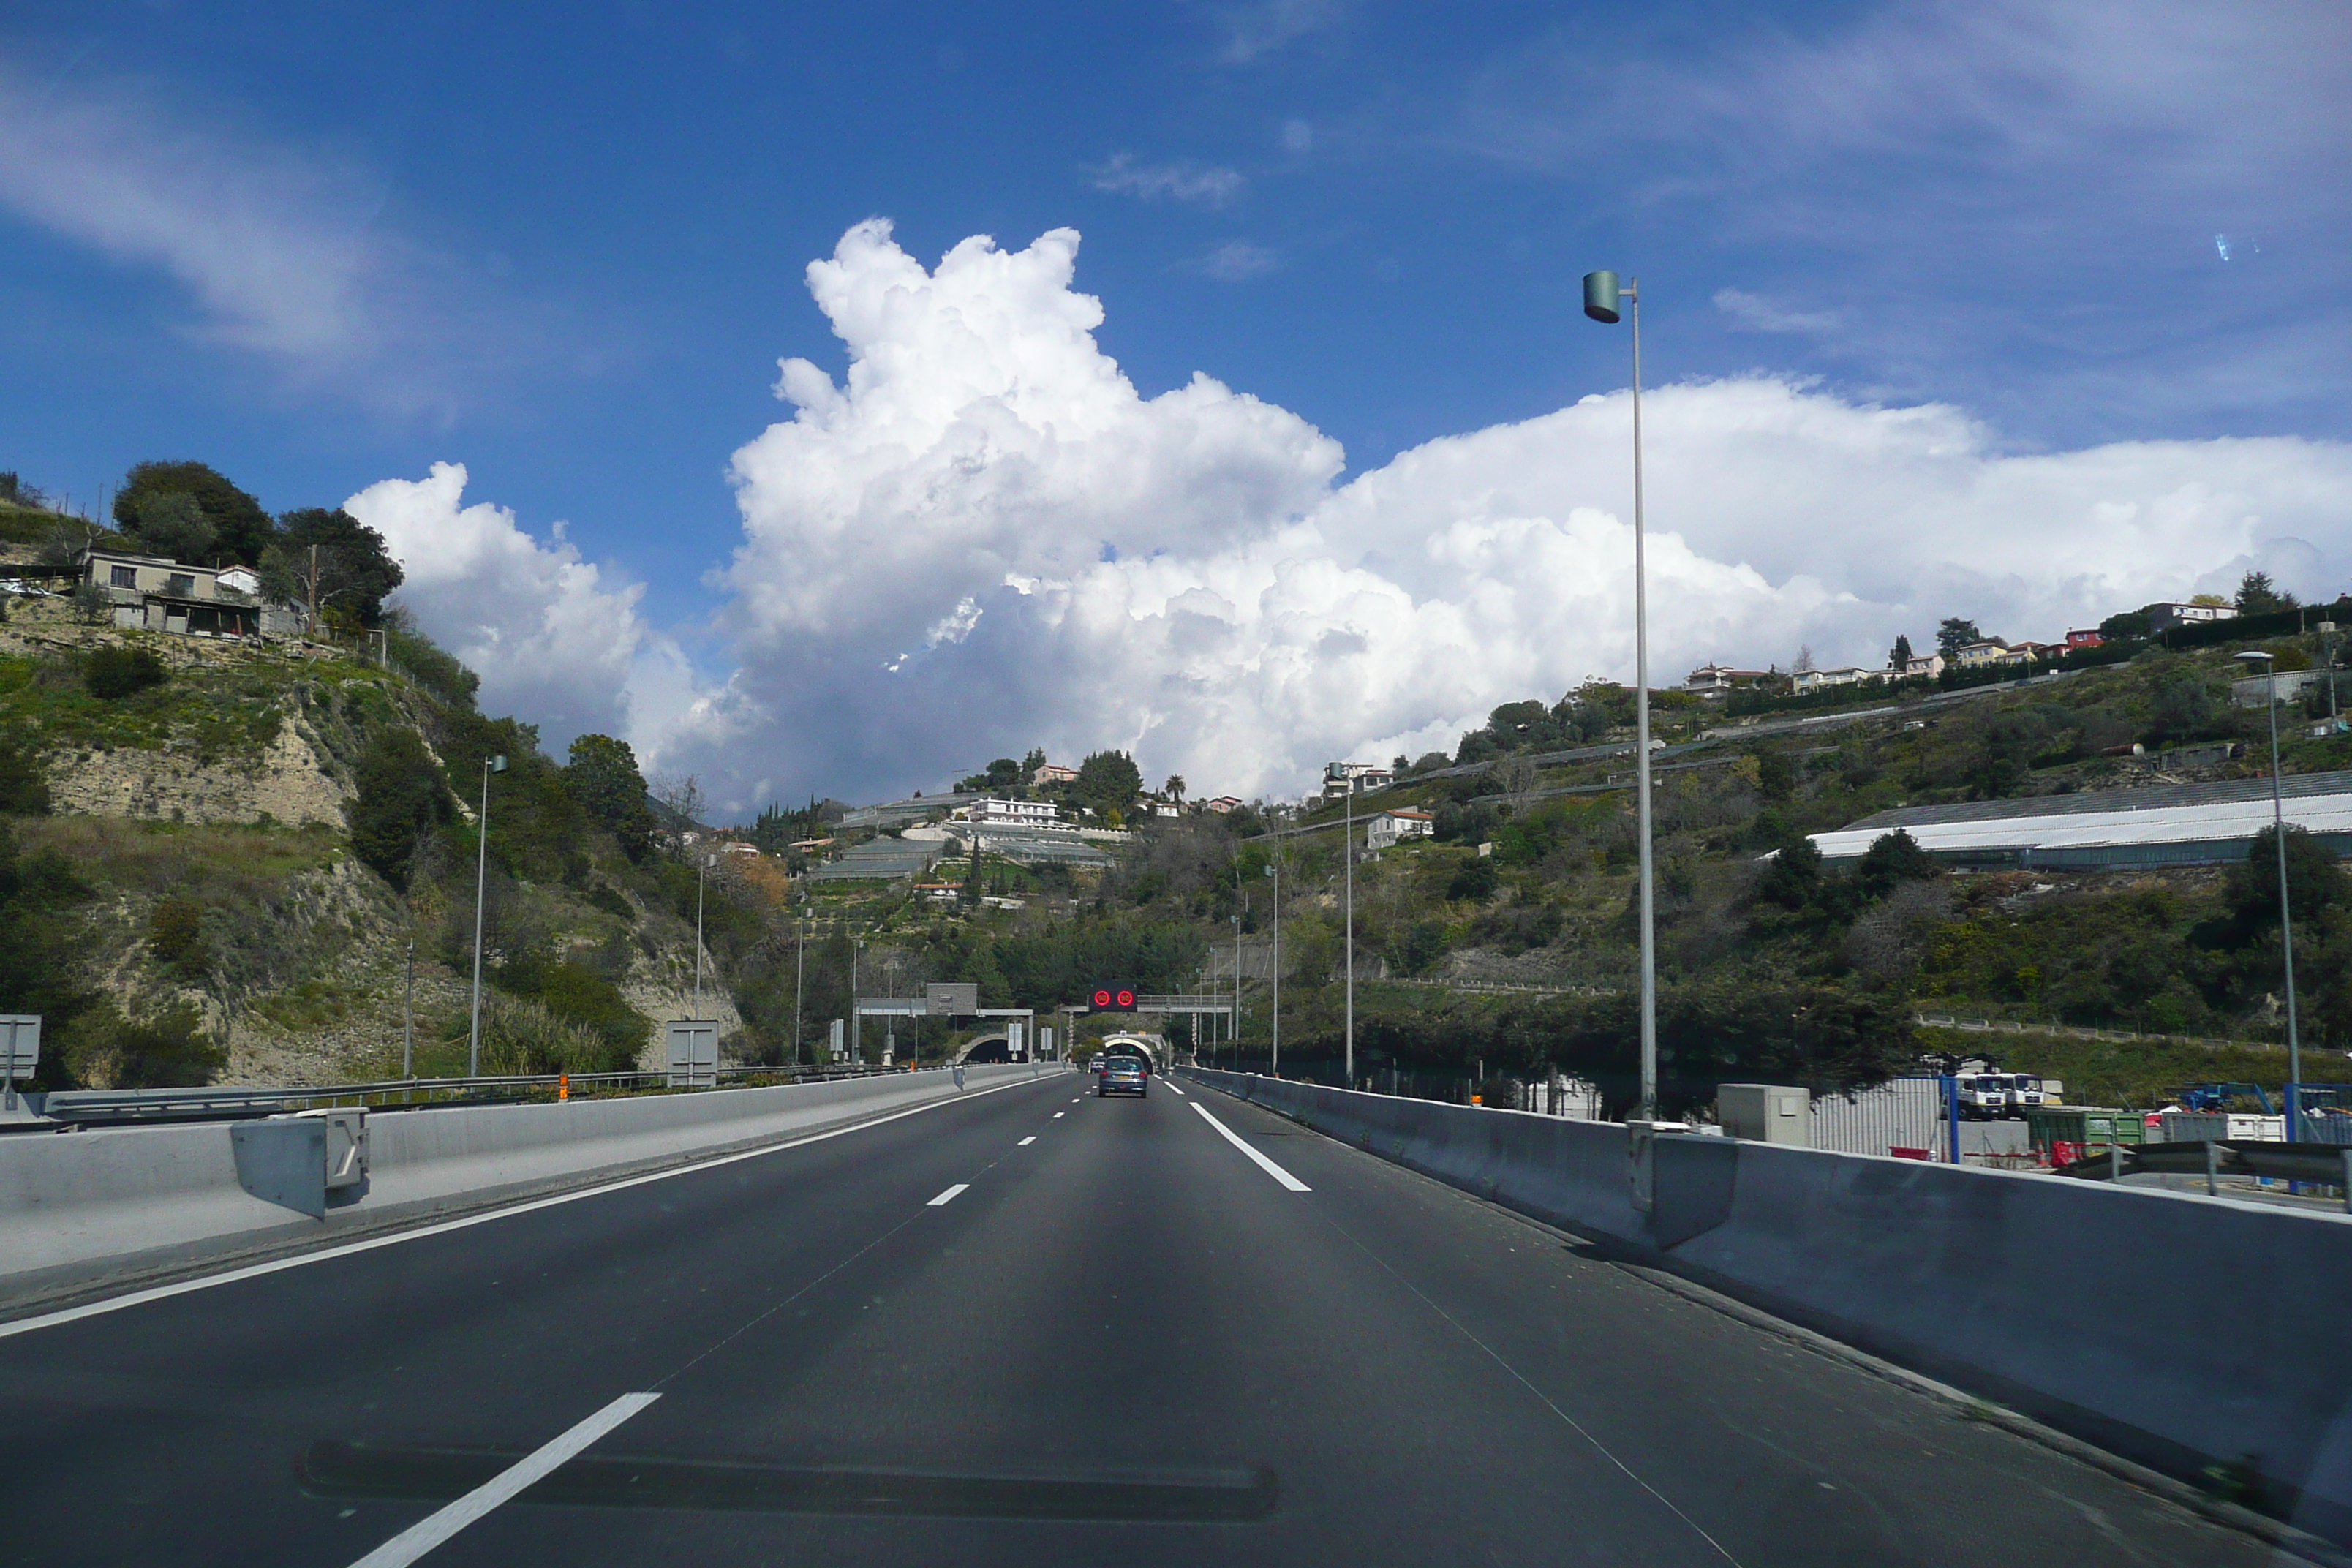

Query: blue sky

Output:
[4, 1, 2348, 805]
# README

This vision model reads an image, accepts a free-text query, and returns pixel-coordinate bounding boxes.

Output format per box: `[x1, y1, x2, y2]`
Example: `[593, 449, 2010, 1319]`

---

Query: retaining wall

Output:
[0, 1063, 1052, 1308]
[1187, 1068, 2352, 1539]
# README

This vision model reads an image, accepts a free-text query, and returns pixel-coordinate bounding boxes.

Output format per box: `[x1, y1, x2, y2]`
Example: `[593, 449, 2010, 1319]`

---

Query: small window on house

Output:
[110, 565, 137, 589]
[165, 573, 195, 598]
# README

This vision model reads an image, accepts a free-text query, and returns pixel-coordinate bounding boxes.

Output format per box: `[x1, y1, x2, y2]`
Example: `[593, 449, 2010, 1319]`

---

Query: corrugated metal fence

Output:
[1810, 1077, 1950, 1161]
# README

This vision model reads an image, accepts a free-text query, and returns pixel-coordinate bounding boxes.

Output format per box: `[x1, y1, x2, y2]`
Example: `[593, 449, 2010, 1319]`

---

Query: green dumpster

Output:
[2026, 1106, 2149, 1166]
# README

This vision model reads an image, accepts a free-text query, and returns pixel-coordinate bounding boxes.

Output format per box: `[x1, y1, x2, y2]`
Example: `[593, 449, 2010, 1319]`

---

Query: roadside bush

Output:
[502, 955, 649, 1060]
[350, 728, 455, 890]
[85, 646, 167, 699]
[147, 897, 207, 973]
[56, 1002, 223, 1088]
[464, 994, 635, 1075]
[0, 739, 48, 815]
[388, 627, 479, 708]
[1446, 857, 1501, 902]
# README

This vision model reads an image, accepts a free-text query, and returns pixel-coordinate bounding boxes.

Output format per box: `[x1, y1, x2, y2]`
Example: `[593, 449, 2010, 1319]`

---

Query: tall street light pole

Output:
[1583, 269, 1658, 1123]
[1265, 859, 1281, 1077]
[694, 852, 716, 1015]
[1344, 776, 1355, 1090]
[467, 753, 506, 1077]
[2236, 649, 2302, 1131]
[1232, 904, 1243, 1070]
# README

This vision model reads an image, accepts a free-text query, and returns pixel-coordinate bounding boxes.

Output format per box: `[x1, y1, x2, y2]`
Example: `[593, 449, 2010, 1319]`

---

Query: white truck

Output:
[1953, 1071, 2051, 1119]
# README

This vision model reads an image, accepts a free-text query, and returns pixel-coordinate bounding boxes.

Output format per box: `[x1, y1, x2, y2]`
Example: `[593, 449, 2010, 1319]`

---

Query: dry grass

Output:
[16, 816, 341, 897]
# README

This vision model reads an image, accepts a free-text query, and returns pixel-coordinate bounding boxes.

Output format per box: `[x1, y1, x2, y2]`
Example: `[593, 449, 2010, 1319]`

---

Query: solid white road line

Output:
[348, 1392, 659, 1568]
[1018, 1136, 1037, 1146]
[927, 1184, 970, 1207]
[1, 1075, 1053, 1341]
[1190, 1101, 1311, 1192]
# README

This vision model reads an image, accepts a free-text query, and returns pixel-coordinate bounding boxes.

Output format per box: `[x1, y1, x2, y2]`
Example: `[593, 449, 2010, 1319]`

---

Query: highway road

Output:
[0, 1069, 2276, 1567]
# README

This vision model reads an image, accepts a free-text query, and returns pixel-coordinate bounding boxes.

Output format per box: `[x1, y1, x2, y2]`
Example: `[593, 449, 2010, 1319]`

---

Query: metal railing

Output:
[1915, 1013, 2285, 1054]
[20, 1061, 929, 1127]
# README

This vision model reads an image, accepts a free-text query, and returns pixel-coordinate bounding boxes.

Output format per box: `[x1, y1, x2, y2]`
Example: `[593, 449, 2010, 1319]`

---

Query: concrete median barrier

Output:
[0, 1063, 1054, 1311]
[1186, 1068, 2352, 1541]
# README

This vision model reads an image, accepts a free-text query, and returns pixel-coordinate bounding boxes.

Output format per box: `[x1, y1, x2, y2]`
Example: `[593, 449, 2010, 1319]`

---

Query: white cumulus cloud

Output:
[344, 462, 701, 761]
[368, 220, 2351, 815]
[663, 219, 2352, 813]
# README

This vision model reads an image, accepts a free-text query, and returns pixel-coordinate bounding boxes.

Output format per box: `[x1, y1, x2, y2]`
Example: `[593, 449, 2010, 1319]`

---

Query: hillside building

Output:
[1365, 809, 1436, 850]
[2146, 601, 2237, 636]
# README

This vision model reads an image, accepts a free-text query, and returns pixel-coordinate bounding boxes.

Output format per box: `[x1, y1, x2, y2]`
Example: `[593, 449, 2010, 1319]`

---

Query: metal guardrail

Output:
[17, 1062, 929, 1128]
[1914, 1014, 2284, 1054]
[2064, 1138, 2352, 1194]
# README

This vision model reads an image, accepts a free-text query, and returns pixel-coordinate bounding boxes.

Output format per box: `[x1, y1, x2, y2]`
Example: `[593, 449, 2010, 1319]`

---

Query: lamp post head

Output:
[488, 754, 507, 773]
[1583, 270, 1623, 325]
[2235, 649, 2276, 667]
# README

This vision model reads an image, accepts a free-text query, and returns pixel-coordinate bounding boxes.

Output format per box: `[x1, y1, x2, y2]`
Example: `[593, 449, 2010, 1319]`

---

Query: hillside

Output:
[734, 628, 2352, 1115]
[9, 475, 2348, 1117]
[0, 587, 745, 1090]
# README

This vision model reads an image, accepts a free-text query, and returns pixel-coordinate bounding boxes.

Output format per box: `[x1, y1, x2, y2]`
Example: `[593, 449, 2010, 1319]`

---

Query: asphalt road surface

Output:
[0, 1069, 2282, 1567]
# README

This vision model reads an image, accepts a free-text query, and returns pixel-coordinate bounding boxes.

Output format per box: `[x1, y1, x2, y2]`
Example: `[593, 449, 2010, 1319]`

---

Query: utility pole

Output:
[1344, 776, 1355, 1089]
[402, 937, 415, 1078]
[852, 938, 864, 1063]
[467, 754, 506, 1077]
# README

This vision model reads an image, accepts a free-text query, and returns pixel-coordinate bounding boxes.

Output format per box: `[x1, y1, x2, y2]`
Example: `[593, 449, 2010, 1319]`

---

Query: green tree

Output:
[351, 728, 456, 889]
[565, 734, 657, 859]
[1936, 617, 1982, 656]
[1073, 750, 1143, 815]
[1855, 829, 1942, 896]
[1756, 834, 1822, 909]
[265, 508, 404, 627]
[2228, 824, 2344, 927]
[957, 757, 1024, 792]
[127, 491, 215, 563]
[2100, 609, 2153, 641]
[1888, 633, 1913, 668]
[2236, 571, 2294, 617]
[114, 461, 275, 566]
[2146, 674, 2220, 744]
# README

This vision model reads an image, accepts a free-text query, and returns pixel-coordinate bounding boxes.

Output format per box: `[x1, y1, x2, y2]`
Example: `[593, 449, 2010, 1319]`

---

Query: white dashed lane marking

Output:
[927, 1184, 970, 1207]
[1190, 1101, 1311, 1191]
[1018, 1136, 1037, 1146]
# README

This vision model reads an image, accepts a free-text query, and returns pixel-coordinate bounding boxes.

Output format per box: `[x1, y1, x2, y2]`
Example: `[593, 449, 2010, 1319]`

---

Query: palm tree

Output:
[1164, 774, 1186, 803]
